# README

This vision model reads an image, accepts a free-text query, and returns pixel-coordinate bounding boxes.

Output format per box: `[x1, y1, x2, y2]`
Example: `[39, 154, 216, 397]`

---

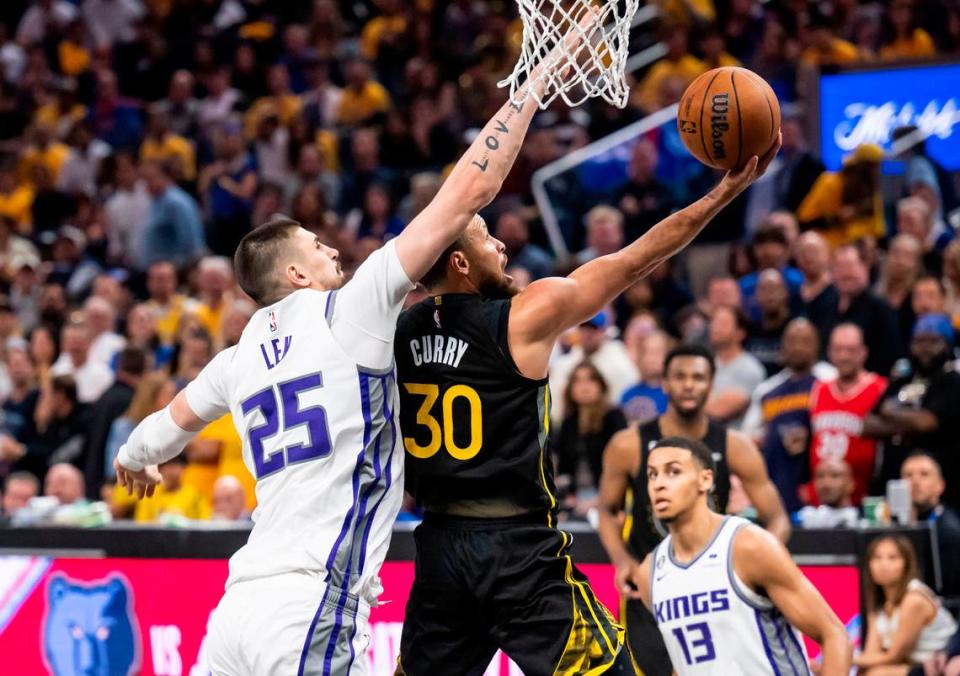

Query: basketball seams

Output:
[730, 70, 743, 169]
[745, 70, 777, 147]
[697, 70, 722, 168]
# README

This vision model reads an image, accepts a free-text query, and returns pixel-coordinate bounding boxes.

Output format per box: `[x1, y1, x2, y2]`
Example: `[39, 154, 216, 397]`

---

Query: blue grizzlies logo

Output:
[43, 573, 139, 676]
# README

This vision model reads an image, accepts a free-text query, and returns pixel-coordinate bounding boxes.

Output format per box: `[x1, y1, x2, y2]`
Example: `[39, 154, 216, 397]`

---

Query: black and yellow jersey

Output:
[395, 293, 558, 518]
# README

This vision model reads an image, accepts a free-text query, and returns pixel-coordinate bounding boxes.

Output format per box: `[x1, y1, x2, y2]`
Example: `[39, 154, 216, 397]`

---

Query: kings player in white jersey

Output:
[628, 436, 851, 675]
[111, 64, 560, 675]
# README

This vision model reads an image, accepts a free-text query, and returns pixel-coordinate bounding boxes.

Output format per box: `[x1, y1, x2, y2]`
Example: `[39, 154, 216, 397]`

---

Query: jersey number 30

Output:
[241, 373, 333, 479]
[402, 383, 482, 461]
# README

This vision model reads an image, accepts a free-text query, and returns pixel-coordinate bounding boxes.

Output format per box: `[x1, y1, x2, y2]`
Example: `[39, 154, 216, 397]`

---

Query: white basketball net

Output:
[498, 0, 640, 109]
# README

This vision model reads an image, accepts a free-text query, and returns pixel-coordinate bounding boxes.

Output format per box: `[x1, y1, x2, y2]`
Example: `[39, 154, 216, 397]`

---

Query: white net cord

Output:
[498, 0, 640, 109]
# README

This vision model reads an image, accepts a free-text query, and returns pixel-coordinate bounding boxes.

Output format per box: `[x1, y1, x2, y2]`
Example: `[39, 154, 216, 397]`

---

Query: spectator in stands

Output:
[222, 299, 255, 349]
[211, 475, 250, 522]
[901, 452, 960, 598]
[620, 331, 669, 424]
[893, 125, 957, 217]
[144, 261, 194, 346]
[739, 223, 803, 308]
[28, 375, 88, 476]
[877, 234, 925, 341]
[57, 121, 111, 198]
[856, 535, 957, 672]
[288, 144, 339, 216]
[82, 0, 144, 49]
[634, 24, 705, 113]
[337, 58, 391, 126]
[193, 257, 236, 347]
[2, 340, 38, 447]
[104, 372, 175, 493]
[808, 324, 886, 506]
[104, 152, 151, 268]
[912, 276, 948, 319]
[798, 144, 885, 249]
[772, 113, 825, 213]
[200, 121, 258, 256]
[801, 8, 862, 67]
[83, 296, 125, 368]
[28, 323, 59, 375]
[2, 471, 39, 520]
[90, 70, 142, 150]
[880, 0, 937, 60]
[43, 462, 85, 505]
[549, 312, 638, 420]
[154, 70, 199, 139]
[867, 315, 960, 507]
[495, 210, 553, 280]
[174, 327, 214, 386]
[129, 453, 211, 523]
[616, 136, 676, 240]
[753, 319, 820, 512]
[576, 206, 624, 265]
[80, 347, 145, 500]
[706, 305, 766, 428]
[139, 160, 206, 270]
[51, 317, 113, 404]
[553, 363, 626, 516]
[16, 0, 78, 46]
[897, 196, 953, 277]
[808, 245, 903, 376]
[745, 269, 791, 375]
[812, 458, 855, 509]
[140, 104, 197, 185]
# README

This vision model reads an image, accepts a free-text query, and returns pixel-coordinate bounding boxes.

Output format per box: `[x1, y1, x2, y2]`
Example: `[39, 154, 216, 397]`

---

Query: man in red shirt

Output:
[808, 323, 887, 504]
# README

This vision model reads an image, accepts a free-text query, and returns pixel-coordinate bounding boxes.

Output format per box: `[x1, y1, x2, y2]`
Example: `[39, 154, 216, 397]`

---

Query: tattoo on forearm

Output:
[470, 100, 525, 172]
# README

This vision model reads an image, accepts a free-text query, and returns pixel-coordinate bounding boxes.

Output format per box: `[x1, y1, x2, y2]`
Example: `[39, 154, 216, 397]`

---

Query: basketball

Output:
[677, 67, 781, 171]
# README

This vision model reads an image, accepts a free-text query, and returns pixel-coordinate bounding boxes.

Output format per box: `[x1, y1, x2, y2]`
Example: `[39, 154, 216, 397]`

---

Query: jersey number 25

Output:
[241, 372, 333, 479]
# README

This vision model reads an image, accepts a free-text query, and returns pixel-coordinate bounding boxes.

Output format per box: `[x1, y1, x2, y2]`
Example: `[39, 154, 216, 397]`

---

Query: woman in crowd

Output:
[553, 362, 626, 517]
[105, 372, 177, 517]
[855, 535, 957, 673]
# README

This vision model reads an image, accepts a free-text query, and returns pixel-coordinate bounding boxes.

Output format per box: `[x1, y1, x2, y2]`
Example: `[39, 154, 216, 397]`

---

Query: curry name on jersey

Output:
[395, 294, 558, 517]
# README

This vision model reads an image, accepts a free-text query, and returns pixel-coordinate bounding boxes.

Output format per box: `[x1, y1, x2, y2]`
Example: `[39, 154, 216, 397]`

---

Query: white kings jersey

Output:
[183, 241, 414, 594]
[650, 516, 811, 675]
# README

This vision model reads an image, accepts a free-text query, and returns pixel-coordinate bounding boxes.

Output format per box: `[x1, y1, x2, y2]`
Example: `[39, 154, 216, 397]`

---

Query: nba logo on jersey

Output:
[433, 309, 441, 329]
[269, 310, 279, 333]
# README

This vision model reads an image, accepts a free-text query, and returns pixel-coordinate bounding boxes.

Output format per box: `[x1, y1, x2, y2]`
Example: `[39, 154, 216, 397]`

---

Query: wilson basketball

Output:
[677, 67, 781, 170]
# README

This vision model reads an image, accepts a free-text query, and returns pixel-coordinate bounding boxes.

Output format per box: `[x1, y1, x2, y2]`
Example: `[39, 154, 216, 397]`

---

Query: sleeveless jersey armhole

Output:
[483, 298, 547, 384]
[726, 522, 774, 610]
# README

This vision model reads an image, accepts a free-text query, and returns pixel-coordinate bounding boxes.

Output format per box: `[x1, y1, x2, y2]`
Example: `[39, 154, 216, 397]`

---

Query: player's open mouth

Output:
[654, 499, 669, 510]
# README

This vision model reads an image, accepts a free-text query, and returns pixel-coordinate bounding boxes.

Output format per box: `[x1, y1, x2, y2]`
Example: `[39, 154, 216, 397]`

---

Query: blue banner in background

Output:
[819, 61, 960, 171]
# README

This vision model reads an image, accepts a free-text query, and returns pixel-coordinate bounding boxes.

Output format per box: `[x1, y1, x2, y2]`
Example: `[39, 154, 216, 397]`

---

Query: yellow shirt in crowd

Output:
[635, 55, 707, 112]
[134, 483, 211, 522]
[801, 38, 861, 67]
[147, 295, 195, 346]
[58, 41, 91, 76]
[141, 133, 197, 181]
[0, 185, 35, 229]
[18, 142, 71, 185]
[244, 95, 303, 137]
[337, 82, 391, 125]
[880, 29, 935, 61]
[797, 171, 885, 248]
[361, 14, 407, 60]
[182, 414, 255, 508]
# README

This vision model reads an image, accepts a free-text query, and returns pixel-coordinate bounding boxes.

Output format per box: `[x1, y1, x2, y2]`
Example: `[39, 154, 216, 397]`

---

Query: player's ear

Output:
[285, 261, 311, 289]
[699, 468, 715, 496]
[450, 250, 470, 277]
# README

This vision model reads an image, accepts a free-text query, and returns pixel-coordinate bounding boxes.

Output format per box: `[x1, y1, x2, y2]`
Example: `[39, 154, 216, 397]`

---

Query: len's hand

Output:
[113, 455, 161, 500]
[718, 131, 782, 199]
